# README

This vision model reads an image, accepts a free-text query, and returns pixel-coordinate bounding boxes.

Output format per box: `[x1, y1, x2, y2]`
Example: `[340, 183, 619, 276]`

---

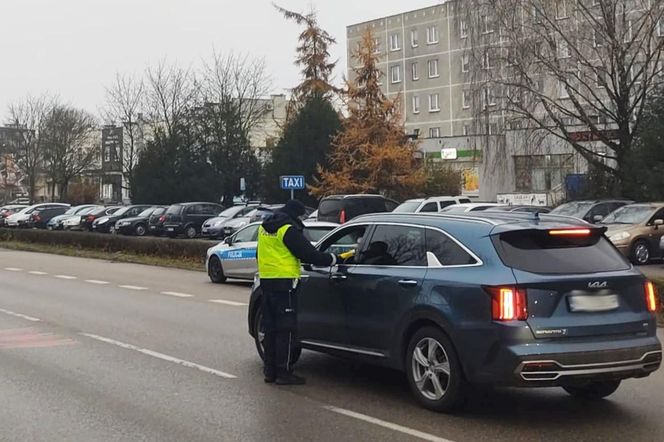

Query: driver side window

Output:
[650, 209, 664, 225]
[318, 225, 368, 263]
[233, 225, 259, 243]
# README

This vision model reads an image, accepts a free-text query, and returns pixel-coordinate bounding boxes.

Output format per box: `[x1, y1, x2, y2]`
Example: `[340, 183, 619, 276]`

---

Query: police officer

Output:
[257, 200, 336, 385]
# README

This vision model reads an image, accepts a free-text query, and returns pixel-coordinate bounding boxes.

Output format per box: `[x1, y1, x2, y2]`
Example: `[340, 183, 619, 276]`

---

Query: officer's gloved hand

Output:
[337, 249, 356, 264]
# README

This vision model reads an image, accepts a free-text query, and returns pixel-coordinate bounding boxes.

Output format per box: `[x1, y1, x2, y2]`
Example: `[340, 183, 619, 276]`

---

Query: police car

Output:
[206, 221, 338, 283]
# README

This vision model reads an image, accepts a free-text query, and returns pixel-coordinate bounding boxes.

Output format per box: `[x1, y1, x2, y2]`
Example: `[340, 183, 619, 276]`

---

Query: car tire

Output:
[405, 326, 467, 413]
[253, 305, 301, 365]
[630, 240, 650, 265]
[134, 224, 147, 237]
[563, 380, 621, 400]
[208, 256, 227, 283]
[185, 225, 197, 239]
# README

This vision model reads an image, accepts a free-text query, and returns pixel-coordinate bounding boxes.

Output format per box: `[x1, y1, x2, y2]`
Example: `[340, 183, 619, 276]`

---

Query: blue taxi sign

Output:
[280, 175, 305, 190]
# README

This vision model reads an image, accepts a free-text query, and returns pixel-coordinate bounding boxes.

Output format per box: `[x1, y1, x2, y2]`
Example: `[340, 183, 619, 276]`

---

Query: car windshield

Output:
[550, 202, 594, 218]
[393, 201, 422, 213]
[79, 207, 97, 215]
[113, 207, 130, 217]
[138, 208, 155, 217]
[602, 206, 654, 225]
[63, 207, 78, 215]
[166, 205, 182, 215]
[218, 206, 246, 218]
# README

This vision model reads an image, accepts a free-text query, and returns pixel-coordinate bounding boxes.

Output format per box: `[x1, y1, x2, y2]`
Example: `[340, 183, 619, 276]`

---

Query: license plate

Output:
[167, 227, 174, 232]
[569, 294, 619, 312]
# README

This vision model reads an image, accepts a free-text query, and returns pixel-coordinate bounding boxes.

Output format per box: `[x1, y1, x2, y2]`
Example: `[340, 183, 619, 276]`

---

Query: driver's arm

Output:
[283, 226, 337, 267]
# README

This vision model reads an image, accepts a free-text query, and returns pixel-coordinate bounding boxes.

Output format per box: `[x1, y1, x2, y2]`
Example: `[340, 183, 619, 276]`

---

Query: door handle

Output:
[331, 273, 347, 281]
[398, 279, 419, 288]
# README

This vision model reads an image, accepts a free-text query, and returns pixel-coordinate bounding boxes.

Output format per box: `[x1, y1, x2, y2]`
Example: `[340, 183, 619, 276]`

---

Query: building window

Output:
[532, 5, 542, 24]
[623, 20, 633, 43]
[558, 79, 569, 98]
[429, 127, 441, 138]
[482, 16, 494, 34]
[390, 33, 400, 51]
[482, 87, 496, 108]
[374, 38, 381, 54]
[411, 29, 419, 47]
[488, 123, 498, 135]
[427, 26, 439, 44]
[460, 20, 468, 38]
[593, 30, 603, 48]
[461, 54, 470, 72]
[413, 128, 420, 137]
[462, 90, 471, 109]
[412, 62, 419, 80]
[595, 69, 605, 88]
[515, 154, 575, 192]
[556, 0, 568, 19]
[391, 65, 401, 83]
[428, 59, 440, 78]
[104, 148, 111, 162]
[429, 93, 440, 112]
[558, 40, 570, 59]
[463, 124, 471, 136]
[413, 95, 420, 114]
[658, 19, 664, 37]
[483, 52, 493, 70]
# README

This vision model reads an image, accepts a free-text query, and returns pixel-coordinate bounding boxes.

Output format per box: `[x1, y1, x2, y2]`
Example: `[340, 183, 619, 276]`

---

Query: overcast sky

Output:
[1, 0, 439, 118]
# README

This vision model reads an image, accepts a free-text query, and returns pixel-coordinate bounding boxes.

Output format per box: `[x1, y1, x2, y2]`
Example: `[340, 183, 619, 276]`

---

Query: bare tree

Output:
[144, 61, 198, 138]
[43, 105, 99, 201]
[102, 73, 145, 199]
[5, 94, 57, 203]
[458, 0, 664, 190]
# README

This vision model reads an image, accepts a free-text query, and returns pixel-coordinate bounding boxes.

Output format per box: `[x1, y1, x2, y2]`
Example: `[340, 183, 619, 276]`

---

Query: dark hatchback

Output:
[248, 211, 661, 412]
[317, 194, 399, 224]
[115, 207, 164, 236]
[148, 207, 168, 236]
[80, 206, 120, 231]
[162, 202, 224, 238]
[92, 205, 153, 234]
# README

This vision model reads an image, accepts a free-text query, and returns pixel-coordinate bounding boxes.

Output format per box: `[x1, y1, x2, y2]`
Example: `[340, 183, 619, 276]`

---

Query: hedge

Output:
[0, 228, 214, 261]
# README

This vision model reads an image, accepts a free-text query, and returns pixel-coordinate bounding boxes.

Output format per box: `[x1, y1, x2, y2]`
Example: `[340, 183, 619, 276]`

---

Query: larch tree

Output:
[310, 29, 425, 201]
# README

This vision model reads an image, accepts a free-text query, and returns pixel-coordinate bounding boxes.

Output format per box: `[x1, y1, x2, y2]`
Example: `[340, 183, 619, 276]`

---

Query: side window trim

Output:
[424, 226, 484, 268]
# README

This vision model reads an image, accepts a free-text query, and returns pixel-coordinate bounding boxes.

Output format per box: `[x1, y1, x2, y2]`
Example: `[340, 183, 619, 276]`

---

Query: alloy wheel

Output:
[635, 243, 650, 264]
[411, 337, 451, 401]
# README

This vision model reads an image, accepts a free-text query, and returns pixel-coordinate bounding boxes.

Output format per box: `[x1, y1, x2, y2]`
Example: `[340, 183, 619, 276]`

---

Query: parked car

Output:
[317, 194, 399, 224]
[248, 211, 662, 412]
[603, 203, 664, 265]
[27, 205, 70, 229]
[550, 199, 632, 223]
[148, 207, 168, 236]
[115, 207, 165, 236]
[485, 205, 552, 214]
[206, 221, 338, 283]
[47, 205, 98, 230]
[162, 202, 224, 238]
[393, 196, 472, 213]
[440, 202, 505, 213]
[92, 205, 153, 234]
[201, 204, 260, 239]
[0, 205, 28, 227]
[4, 203, 70, 228]
[220, 204, 315, 238]
[73, 206, 120, 231]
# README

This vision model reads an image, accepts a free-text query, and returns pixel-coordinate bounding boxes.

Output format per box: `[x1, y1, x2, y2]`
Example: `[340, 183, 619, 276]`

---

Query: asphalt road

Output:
[1, 249, 663, 442]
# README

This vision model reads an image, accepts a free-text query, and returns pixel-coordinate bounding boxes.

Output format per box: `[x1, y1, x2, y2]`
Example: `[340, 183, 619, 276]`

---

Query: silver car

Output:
[206, 221, 338, 283]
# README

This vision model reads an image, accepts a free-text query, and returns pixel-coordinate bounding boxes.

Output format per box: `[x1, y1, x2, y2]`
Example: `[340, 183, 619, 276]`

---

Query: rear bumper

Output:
[202, 226, 223, 237]
[467, 332, 661, 386]
[163, 224, 184, 234]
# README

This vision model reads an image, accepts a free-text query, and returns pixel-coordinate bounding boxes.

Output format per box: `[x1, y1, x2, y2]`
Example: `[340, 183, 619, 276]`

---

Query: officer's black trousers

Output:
[261, 288, 297, 377]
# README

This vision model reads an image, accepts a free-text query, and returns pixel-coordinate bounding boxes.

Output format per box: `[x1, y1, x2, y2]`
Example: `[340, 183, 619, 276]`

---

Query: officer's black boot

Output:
[275, 372, 306, 385]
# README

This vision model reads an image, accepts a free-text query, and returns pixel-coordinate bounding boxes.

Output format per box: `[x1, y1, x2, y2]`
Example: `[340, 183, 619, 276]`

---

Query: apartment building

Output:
[346, 1, 663, 202]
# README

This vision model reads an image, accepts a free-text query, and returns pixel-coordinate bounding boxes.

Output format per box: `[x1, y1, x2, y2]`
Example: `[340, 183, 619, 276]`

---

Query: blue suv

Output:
[248, 211, 661, 412]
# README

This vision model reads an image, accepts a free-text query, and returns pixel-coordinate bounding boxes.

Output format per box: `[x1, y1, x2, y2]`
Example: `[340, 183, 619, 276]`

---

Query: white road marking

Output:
[118, 285, 148, 291]
[161, 291, 193, 298]
[323, 406, 454, 442]
[0, 308, 41, 322]
[209, 299, 248, 307]
[28, 271, 48, 275]
[80, 333, 236, 379]
[55, 275, 77, 280]
[85, 280, 110, 285]
[4, 267, 23, 272]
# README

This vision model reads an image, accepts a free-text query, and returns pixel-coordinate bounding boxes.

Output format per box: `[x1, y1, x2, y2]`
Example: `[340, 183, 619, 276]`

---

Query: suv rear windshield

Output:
[166, 205, 183, 215]
[493, 229, 630, 274]
[318, 199, 342, 219]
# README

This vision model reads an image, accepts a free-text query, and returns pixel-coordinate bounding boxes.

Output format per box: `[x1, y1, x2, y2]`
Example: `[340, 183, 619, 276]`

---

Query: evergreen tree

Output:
[310, 29, 425, 201]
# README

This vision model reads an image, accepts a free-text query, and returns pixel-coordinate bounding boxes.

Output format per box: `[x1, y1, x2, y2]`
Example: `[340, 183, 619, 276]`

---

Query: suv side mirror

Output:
[593, 215, 604, 222]
[654, 219, 663, 228]
[224, 236, 233, 245]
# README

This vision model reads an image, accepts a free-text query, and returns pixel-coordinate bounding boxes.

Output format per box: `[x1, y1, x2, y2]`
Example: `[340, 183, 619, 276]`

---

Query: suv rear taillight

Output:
[339, 209, 346, 224]
[485, 286, 528, 321]
[86, 215, 95, 222]
[645, 281, 659, 313]
[159, 215, 167, 222]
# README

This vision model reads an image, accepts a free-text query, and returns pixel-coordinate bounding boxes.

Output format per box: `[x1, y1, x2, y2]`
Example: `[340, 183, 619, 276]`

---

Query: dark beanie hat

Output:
[283, 199, 306, 218]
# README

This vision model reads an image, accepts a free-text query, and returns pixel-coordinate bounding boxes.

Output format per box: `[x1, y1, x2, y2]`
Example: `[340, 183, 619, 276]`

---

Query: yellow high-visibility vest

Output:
[257, 224, 301, 279]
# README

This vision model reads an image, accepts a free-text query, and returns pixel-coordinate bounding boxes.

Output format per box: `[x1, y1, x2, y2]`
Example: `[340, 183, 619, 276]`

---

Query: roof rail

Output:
[351, 212, 499, 226]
